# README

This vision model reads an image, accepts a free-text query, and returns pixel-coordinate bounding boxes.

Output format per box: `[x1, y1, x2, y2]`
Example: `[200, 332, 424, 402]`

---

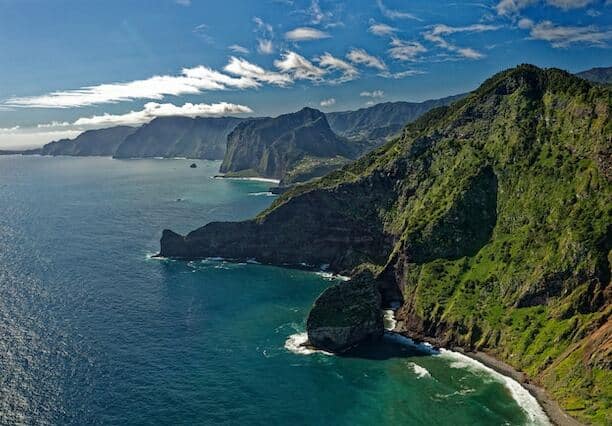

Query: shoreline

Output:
[455, 348, 582, 426]
[212, 174, 281, 184]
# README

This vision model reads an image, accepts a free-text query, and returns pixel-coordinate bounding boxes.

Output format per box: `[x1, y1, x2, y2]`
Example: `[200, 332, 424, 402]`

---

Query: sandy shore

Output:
[452, 348, 583, 426]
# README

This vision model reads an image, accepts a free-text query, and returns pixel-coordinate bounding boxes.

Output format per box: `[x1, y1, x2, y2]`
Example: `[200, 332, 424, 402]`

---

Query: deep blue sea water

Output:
[0, 156, 549, 425]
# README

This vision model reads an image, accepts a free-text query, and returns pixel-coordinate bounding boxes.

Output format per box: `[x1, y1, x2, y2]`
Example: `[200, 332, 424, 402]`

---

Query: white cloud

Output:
[369, 22, 398, 36]
[547, 0, 594, 9]
[71, 102, 253, 127]
[307, 0, 332, 24]
[388, 38, 428, 61]
[6, 56, 301, 109]
[253, 17, 274, 35]
[274, 51, 326, 81]
[496, 0, 594, 15]
[257, 39, 274, 54]
[175, 0, 191, 5]
[253, 16, 275, 54]
[529, 20, 612, 47]
[360, 90, 384, 98]
[229, 44, 250, 54]
[423, 24, 500, 59]
[377, 0, 420, 20]
[224, 56, 293, 86]
[37, 121, 70, 128]
[386, 69, 426, 79]
[5, 65, 259, 108]
[346, 48, 387, 70]
[496, 0, 537, 15]
[316, 52, 359, 82]
[320, 98, 336, 107]
[518, 18, 535, 29]
[285, 27, 330, 41]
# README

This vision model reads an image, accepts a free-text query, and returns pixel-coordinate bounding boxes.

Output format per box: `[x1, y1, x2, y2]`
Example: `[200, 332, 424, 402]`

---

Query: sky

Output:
[0, 0, 610, 149]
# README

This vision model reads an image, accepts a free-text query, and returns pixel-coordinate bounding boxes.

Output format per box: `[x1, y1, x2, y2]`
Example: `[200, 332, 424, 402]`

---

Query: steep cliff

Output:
[160, 65, 610, 424]
[219, 108, 356, 184]
[113, 116, 244, 160]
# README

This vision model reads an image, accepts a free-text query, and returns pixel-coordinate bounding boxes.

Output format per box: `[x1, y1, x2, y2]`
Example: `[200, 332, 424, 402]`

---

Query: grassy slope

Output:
[266, 65, 611, 423]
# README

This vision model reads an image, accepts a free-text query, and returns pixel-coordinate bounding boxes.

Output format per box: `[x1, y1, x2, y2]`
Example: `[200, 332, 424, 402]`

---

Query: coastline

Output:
[456, 348, 583, 426]
[213, 174, 281, 184]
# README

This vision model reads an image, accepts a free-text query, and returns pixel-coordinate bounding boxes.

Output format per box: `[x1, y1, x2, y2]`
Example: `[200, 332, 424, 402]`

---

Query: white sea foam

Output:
[284, 332, 333, 356]
[248, 191, 276, 197]
[408, 362, 431, 379]
[382, 309, 397, 331]
[213, 176, 281, 184]
[438, 349, 550, 425]
[315, 271, 351, 282]
[145, 252, 174, 261]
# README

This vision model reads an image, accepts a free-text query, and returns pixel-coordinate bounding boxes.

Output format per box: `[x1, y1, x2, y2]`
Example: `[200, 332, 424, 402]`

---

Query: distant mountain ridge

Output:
[327, 94, 465, 144]
[576, 66, 612, 85]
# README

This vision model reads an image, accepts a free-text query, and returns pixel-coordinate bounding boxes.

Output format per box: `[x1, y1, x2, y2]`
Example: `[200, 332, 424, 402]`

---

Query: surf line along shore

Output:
[385, 307, 577, 426]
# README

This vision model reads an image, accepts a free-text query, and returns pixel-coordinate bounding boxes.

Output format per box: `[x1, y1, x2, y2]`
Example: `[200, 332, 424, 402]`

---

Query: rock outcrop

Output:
[220, 107, 356, 184]
[306, 272, 384, 353]
[160, 65, 611, 424]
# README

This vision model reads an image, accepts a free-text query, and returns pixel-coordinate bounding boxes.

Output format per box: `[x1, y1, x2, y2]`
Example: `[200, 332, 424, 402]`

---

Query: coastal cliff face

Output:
[114, 116, 244, 160]
[160, 65, 611, 424]
[219, 108, 356, 184]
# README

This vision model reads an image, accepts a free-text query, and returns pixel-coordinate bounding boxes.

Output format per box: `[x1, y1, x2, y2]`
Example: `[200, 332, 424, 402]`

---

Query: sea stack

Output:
[306, 272, 384, 353]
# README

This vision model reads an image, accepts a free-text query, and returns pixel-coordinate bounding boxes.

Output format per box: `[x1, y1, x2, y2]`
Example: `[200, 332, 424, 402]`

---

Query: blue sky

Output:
[0, 0, 610, 148]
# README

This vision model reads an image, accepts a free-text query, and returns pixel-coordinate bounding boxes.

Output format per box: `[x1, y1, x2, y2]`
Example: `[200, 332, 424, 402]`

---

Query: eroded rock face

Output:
[306, 272, 383, 353]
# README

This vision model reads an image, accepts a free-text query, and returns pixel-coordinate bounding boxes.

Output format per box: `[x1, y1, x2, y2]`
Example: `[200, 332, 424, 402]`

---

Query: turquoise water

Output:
[0, 156, 548, 425]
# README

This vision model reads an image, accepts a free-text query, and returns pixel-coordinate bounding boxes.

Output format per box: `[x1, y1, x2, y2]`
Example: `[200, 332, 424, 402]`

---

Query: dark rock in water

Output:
[190, 163, 197, 168]
[307, 272, 383, 353]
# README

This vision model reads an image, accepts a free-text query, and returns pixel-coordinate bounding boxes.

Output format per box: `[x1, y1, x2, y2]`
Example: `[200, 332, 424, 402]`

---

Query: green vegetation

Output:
[163, 65, 610, 423]
[279, 65, 612, 423]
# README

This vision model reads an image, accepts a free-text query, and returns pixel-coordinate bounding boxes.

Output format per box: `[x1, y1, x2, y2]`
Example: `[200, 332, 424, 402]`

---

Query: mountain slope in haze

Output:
[113, 116, 244, 160]
[8, 126, 136, 156]
[220, 108, 356, 184]
[577, 66, 612, 85]
[160, 65, 611, 424]
[326, 94, 465, 145]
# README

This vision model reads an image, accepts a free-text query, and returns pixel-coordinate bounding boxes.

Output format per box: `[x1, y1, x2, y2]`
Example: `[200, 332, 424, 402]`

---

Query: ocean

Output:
[0, 156, 548, 425]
